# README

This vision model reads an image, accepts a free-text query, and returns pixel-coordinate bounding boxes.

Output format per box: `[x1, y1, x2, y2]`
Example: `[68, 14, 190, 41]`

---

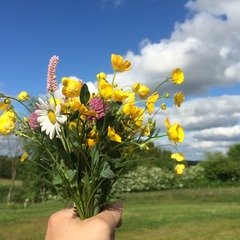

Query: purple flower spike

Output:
[89, 97, 109, 119]
[47, 55, 59, 93]
[29, 111, 39, 130]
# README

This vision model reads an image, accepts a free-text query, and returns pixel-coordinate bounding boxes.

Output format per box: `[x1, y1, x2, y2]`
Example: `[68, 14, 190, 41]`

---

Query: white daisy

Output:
[35, 98, 67, 139]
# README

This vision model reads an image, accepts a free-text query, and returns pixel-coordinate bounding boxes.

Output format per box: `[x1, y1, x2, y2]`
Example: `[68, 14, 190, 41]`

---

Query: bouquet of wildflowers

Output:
[0, 54, 185, 219]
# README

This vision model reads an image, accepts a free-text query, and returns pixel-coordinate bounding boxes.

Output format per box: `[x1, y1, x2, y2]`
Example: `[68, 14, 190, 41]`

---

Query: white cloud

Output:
[101, 0, 124, 9]
[113, 0, 124, 8]
[153, 95, 240, 160]
[104, 0, 240, 159]
[111, 0, 240, 95]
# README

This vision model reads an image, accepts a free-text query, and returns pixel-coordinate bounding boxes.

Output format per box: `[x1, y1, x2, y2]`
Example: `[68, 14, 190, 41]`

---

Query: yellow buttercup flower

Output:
[112, 89, 129, 102]
[96, 72, 107, 81]
[165, 117, 184, 143]
[146, 92, 159, 114]
[107, 126, 121, 143]
[134, 114, 144, 127]
[20, 152, 29, 162]
[123, 103, 144, 127]
[132, 83, 150, 99]
[17, 91, 30, 101]
[111, 54, 131, 72]
[86, 128, 98, 148]
[86, 138, 97, 148]
[0, 110, 16, 135]
[161, 103, 167, 110]
[98, 79, 113, 100]
[171, 152, 185, 162]
[64, 98, 81, 112]
[132, 83, 140, 93]
[78, 103, 97, 117]
[0, 102, 9, 111]
[172, 68, 184, 84]
[142, 125, 151, 137]
[138, 85, 150, 99]
[62, 77, 83, 98]
[175, 164, 185, 175]
[174, 91, 185, 107]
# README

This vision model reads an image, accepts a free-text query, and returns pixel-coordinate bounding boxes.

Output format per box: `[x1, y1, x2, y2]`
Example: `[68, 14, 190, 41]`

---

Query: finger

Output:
[96, 202, 123, 229]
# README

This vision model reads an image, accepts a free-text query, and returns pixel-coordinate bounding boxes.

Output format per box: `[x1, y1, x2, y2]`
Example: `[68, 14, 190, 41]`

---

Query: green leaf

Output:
[66, 169, 78, 183]
[80, 84, 90, 105]
[53, 176, 62, 185]
[69, 110, 79, 122]
[100, 162, 115, 179]
[90, 147, 99, 166]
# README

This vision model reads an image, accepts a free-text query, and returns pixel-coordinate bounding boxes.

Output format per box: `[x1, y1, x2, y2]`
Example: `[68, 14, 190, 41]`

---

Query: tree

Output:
[227, 143, 240, 162]
[200, 150, 240, 182]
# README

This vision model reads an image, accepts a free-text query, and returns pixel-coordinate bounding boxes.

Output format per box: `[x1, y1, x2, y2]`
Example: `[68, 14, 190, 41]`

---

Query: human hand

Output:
[45, 202, 123, 240]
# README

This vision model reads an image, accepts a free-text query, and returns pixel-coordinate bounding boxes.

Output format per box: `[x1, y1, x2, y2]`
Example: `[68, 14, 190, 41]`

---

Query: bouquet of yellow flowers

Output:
[0, 54, 185, 219]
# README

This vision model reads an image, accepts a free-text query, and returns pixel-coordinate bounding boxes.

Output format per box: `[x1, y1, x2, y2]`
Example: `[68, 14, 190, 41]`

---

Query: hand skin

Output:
[45, 202, 122, 240]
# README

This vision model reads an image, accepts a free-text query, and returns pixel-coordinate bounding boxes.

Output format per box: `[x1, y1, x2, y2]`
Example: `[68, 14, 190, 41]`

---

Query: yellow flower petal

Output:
[96, 72, 107, 81]
[0, 102, 9, 111]
[132, 83, 140, 93]
[111, 54, 131, 72]
[0, 110, 16, 135]
[171, 152, 185, 162]
[112, 89, 129, 102]
[146, 92, 159, 114]
[20, 152, 29, 162]
[174, 91, 185, 107]
[138, 85, 150, 99]
[98, 79, 113, 100]
[175, 164, 185, 174]
[165, 118, 184, 143]
[62, 77, 83, 98]
[172, 68, 184, 85]
[17, 91, 30, 101]
[107, 126, 121, 143]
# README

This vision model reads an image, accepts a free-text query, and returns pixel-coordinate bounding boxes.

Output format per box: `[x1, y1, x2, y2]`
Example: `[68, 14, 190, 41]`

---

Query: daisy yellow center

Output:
[48, 110, 57, 124]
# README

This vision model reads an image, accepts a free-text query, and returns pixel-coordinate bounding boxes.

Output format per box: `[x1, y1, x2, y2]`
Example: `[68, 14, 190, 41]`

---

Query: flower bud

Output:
[139, 143, 149, 150]
[161, 103, 167, 110]
[23, 117, 29, 123]
[4, 98, 11, 105]
[163, 93, 170, 98]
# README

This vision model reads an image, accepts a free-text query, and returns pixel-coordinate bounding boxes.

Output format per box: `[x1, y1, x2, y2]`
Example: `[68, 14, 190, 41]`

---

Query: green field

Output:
[0, 187, 240, 240]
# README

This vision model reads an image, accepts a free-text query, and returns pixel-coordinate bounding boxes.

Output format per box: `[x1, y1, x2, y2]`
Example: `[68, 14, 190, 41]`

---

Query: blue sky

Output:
[0, 0, 187, 96]
[0, 0, 240, 160]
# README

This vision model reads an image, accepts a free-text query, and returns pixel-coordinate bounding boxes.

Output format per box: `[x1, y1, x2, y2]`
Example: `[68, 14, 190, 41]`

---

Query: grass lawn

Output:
[0, 187, 240, 240]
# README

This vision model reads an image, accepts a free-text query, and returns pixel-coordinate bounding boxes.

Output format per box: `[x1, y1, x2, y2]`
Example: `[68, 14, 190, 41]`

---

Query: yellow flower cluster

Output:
[0, 110, 16, 135]
[0, 53, 186, 174]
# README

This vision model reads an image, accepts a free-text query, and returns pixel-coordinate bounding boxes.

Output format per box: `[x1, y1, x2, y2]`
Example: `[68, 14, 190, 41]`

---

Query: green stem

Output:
[1, 95, 32, 112]
[111, 72, 117, 86]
